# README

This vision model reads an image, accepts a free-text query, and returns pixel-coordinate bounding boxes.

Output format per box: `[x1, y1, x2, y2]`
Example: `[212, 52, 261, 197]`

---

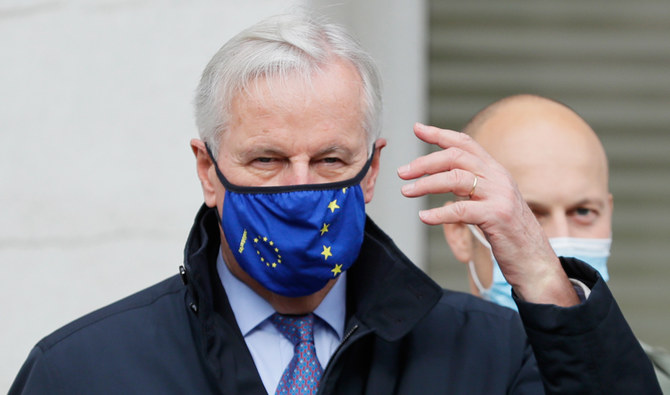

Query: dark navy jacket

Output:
[10, 205, 661, 394]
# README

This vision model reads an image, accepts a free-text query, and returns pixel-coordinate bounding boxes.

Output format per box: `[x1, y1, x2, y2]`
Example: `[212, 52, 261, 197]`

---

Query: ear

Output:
[607, 192, 614, 213]
[190, 138, 219, 208]
[442, 202, 473, 265]
[361, 138, 386, 203]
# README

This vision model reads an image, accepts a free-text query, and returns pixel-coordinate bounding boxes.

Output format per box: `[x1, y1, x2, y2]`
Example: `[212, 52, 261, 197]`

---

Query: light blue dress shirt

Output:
[216, 251, 346, 394]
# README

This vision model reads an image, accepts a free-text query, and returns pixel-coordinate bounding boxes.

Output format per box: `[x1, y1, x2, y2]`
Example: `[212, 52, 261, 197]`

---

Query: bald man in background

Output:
[443, 94, 670, 391]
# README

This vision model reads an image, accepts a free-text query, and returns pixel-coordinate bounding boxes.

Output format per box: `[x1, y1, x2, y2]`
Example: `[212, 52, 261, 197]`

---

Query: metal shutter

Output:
[427, 0, 670, 350]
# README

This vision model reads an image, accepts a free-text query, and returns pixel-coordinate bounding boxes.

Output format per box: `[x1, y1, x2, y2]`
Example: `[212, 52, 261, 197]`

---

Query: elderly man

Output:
[11, 14, 660, 395]
[443, 93, 670, 391]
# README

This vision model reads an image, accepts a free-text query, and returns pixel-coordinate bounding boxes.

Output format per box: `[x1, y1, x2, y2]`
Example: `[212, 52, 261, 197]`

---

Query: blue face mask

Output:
[466, 225, 517, 310]
[207, 146, 373, 297]
[548, 237, 611, 282]
[467, 225, 611, 311]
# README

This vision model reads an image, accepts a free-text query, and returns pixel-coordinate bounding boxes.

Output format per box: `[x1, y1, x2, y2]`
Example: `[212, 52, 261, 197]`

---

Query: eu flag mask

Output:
[206, 145, 373, 297]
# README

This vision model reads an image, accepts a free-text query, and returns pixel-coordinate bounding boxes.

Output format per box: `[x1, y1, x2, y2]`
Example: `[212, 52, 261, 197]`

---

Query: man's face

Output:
[191, 58, 384, 307]
[464, 101, 613, 291]
[214, 59, 373, 193]
[479, 112, 613, 240]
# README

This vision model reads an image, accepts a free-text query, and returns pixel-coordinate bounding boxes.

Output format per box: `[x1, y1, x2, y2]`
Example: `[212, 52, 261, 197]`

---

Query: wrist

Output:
[511, 258, 580, 307]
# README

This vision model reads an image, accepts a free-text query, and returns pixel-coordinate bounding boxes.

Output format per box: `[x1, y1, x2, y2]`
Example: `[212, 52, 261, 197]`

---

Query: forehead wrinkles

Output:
[224, 71, 368, 158]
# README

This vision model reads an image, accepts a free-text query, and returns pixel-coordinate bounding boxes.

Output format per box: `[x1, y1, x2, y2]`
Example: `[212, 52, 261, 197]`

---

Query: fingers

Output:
[397, 146, 483, 181]
[419, 200, 475, 225]
[401, 168, 481, 199]
[397, 123, 502, 201]
[417, 183, 517, 226]
[397, 123, 500, 186]
[412, 122, 491, 159]
[400, 123, 579, 306]
[397, 121, 520, 228]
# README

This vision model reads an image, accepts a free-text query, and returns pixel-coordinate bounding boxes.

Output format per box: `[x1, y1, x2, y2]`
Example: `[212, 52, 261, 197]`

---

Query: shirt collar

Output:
[216, 250, 346, 340]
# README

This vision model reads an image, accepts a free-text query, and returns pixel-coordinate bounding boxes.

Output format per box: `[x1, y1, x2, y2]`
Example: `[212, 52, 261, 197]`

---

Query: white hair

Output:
[194, 12, 383, 156]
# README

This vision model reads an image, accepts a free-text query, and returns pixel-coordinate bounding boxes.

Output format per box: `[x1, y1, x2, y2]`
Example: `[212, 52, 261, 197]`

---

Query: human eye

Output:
[321, 157, 342, 164]
[527, 204, 549, 221]
[569, 206, 598, 225]
[531, 209, 546, 219]
[251, 156, 284, 170]
[310, 155, 351, 181]
[575, 207, 592, 216]
[311, 153, 347, 168]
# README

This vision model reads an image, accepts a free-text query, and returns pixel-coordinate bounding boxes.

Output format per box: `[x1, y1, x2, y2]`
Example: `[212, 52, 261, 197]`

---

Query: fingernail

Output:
[401, 183, 415, 194]
[418, 210, 429, 220]
[397, 164, 410, 174]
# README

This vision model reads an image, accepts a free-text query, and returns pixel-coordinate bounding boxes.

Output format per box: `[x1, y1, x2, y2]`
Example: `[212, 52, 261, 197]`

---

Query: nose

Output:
[543, 211, 570, 238]
[281, 162, 313, 186]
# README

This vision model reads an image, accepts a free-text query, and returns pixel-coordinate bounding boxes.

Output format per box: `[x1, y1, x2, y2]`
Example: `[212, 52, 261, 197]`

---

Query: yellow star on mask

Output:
[331, 264, 343, 276]
[327, 199, 340, 213]
[321, 245, 333, 260]
[320, 223, 330, 236]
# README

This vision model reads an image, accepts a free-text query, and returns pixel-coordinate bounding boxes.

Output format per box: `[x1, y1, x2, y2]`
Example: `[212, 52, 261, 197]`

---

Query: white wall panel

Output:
[0, 1, 426, 389]
[0, 1, 306, 388]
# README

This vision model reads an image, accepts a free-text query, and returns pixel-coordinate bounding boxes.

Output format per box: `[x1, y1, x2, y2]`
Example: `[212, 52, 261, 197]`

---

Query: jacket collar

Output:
[181, 204, 442, 342]
[181, 204, 222, 321]
[346, 216, 442, 341]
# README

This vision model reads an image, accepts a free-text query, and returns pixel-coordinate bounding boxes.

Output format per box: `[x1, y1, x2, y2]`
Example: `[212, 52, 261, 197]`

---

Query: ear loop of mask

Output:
[466, 224, 493, 294]
[468, 261, 487, 295]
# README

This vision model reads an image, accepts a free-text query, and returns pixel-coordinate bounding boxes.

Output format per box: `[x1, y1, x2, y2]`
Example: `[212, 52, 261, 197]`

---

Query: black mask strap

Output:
[205, 144, 376, 194]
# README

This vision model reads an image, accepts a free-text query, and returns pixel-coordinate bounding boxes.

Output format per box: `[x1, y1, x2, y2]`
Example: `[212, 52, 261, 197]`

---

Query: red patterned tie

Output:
[271, 313, 323, 395]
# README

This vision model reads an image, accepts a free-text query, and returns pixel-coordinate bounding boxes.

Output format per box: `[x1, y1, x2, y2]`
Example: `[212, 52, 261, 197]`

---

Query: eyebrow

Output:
[568, 199, 606, 209]
[241, 146, 284, 158]
[314, 145, 357, 159]
[526, 198, 606, 210]
[242, 145, 358, 160]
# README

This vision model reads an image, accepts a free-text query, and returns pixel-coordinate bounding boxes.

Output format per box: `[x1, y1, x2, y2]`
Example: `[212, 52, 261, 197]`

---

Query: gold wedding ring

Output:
[469, 175, 478, 199]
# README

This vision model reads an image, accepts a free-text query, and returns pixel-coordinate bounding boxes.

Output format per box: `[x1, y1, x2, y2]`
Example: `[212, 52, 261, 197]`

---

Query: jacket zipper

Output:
[317, 323, 360, 394]
[341, 324, 359, 345]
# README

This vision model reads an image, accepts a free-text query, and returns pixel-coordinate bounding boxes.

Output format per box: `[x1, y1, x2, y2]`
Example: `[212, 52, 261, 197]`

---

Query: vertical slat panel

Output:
[427, 0, 670, 350]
